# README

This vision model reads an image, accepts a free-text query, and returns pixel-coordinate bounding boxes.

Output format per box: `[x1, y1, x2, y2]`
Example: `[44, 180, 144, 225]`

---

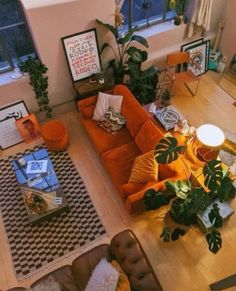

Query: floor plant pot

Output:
[170, 198, 196, 226]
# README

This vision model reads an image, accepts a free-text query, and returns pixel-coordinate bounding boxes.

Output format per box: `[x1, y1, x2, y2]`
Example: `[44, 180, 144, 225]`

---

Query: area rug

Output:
[0, 145, 106, 280]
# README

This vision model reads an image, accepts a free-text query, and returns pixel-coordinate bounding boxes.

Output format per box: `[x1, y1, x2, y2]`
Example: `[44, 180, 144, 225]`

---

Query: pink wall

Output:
[0, 0, 226, 114]
[219, 0, 236, 65]
[0, 0, 114, 114]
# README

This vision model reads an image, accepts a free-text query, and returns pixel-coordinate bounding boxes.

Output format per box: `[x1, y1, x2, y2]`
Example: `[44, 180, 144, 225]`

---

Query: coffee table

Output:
[12, 148, 69, 225]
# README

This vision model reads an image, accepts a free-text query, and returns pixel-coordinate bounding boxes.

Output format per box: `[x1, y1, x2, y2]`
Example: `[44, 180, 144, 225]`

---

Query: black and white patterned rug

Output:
[0, 145, 106, 280]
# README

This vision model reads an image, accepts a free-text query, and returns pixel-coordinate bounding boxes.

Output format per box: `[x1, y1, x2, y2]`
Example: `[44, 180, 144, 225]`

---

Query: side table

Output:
[73, 78, 114, 101]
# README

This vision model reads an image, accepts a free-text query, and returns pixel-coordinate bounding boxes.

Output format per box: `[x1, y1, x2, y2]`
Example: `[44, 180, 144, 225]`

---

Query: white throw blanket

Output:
[187, 0, 213, 38]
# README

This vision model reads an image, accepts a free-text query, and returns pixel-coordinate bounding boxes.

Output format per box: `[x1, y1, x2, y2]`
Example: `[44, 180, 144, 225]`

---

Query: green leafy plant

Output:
[143, 136, 236, 254]
[169, 0, 189, 25]
[170, 0, 188, 15]
[96, 15, 158, 104]
[19, 57, 52, 119]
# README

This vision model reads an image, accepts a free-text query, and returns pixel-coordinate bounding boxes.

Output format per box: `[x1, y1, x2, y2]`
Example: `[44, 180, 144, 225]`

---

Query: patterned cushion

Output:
[98, 107, 126, 133]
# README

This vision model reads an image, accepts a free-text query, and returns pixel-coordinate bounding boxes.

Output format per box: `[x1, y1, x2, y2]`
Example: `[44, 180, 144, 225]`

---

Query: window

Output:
[0, 0, 36, 74]
[121, 0, 174, 31]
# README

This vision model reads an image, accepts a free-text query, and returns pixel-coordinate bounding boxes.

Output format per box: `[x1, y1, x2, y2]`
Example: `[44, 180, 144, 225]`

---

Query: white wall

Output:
[219, 0, 236, 65]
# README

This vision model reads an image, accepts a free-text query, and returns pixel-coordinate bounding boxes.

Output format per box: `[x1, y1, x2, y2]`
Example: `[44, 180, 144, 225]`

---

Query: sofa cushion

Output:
[30, 265, 77, 291]
[93, 92, 123, 121]
[84, 258, 119, 291]
[128, 151, 158, 184]
[101, 142, 141, 197]
[114, 85, 150, 138]
[81, 105, 96, 119]
[135, 120, 163, 153]
[72, 244, 110, 291]
[121, 181, 157, 197]
[111, 260, 131, 291]
[98, 107, 126, 133]
[80, 118, 133, 155]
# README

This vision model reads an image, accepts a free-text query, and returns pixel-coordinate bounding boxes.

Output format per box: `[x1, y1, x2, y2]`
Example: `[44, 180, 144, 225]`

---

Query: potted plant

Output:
[96, 6, 158, 104]
[169, 0, 189, 25]
[19, 57, 52, 119]
[143, 136, 236, 253]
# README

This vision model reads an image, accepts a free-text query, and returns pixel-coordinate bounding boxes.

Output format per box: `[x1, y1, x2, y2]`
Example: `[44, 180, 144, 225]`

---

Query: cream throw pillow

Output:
[92, 92, 123, 121]
[84, 258, 119, 291]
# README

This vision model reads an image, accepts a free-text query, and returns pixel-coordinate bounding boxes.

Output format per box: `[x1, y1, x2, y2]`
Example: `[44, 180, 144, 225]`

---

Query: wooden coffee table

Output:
[12, 148, 69, 225]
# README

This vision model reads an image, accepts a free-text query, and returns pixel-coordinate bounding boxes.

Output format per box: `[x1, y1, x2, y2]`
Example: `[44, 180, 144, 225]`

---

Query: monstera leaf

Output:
[206, 229, 222, 254]
[160, 227, 171, 242]
[126, 47, 147, 63]
[171, 228, 186, 241]
[143, 189, 170, 211]
[154, 137, 185, 164]
[166, 180, 190, 199]
[217, 176, 236, 202]
[208, 204, 223, 228]
[203, 160, 223, 191]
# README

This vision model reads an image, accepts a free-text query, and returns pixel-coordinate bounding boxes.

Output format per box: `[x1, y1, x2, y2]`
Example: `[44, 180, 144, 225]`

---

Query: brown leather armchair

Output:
[6, 229, 163, 291]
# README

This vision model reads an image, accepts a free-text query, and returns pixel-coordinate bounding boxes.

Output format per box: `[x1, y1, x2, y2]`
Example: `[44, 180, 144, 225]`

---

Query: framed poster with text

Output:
[61, 28, 102, 82]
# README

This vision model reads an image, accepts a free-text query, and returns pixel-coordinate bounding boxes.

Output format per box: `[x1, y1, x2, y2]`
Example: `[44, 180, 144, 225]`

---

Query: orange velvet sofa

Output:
[77, 84, 189, 213]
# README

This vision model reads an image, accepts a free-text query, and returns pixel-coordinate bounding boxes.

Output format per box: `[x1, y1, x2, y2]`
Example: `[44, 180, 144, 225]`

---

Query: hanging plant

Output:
[19, 57, 52, 119]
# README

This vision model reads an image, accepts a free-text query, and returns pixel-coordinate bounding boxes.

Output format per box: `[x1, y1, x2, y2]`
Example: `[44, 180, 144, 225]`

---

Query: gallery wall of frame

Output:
[181, 38, 210, 76]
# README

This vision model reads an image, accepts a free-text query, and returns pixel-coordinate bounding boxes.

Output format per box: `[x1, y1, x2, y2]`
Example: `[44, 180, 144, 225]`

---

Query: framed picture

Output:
[61, 28, 102, 82]
[0, 117, 23, 149]
[181, 38, 204, 52]
[0, 100, 29, 149]
[0, 100, 29, 122]
[186, 41, 208, 76]
[205, 40, 210, 72]
[16, 113, 41, 143]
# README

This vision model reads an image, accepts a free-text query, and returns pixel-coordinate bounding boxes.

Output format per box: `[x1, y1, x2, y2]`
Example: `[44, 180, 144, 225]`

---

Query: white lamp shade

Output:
[196, 124, 225, 148]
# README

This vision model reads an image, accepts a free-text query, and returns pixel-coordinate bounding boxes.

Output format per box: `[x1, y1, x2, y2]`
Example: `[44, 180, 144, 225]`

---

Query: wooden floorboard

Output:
[0, 71, 236, 291]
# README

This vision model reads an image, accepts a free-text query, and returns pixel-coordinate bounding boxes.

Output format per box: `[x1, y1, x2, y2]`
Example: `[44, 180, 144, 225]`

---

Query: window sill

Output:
[136, 20, 187, 38]
[0, 71, 27, 86]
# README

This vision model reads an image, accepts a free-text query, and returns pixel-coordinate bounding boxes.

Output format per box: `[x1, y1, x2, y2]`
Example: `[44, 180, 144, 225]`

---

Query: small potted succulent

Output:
[169, 0, 189, 25]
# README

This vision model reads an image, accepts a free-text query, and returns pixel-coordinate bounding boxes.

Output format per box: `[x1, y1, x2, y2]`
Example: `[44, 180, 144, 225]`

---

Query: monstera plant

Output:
[143, 136, 236, 254]
[96, 7, 158, 104]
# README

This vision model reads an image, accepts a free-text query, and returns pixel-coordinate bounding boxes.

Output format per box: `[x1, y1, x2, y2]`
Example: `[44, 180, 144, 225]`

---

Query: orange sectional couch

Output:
[77, 84, 189, 212]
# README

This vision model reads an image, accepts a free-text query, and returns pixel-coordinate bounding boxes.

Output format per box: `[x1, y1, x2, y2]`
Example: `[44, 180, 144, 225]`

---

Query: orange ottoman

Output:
[41, 120, 69, 151]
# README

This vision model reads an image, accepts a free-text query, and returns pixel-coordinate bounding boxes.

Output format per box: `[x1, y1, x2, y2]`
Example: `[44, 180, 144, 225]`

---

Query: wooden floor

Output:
[0, 71, 236, 291]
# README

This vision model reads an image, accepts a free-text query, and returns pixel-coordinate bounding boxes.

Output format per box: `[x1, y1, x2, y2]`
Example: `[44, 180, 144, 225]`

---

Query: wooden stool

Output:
[41, 120, 69, 151]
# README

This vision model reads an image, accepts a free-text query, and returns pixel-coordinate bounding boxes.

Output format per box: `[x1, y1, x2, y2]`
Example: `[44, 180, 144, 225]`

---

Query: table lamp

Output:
[186, 124, 225, 167]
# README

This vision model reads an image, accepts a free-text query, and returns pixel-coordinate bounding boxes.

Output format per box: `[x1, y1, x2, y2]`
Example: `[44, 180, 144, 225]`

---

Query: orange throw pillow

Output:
[111, 260, 131, 291]
[128, 151, 158, 183]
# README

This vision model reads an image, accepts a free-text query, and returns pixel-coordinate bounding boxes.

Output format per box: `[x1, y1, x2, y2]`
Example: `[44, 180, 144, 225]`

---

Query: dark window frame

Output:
[0, 0, 37, 75]
[121, 0, 174, 32]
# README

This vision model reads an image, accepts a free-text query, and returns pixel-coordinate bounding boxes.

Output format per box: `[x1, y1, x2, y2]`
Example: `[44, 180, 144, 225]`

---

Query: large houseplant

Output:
[96, 7, 158, 104]
[143, 136, 236, 253]
[19, 57, 52, 119]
